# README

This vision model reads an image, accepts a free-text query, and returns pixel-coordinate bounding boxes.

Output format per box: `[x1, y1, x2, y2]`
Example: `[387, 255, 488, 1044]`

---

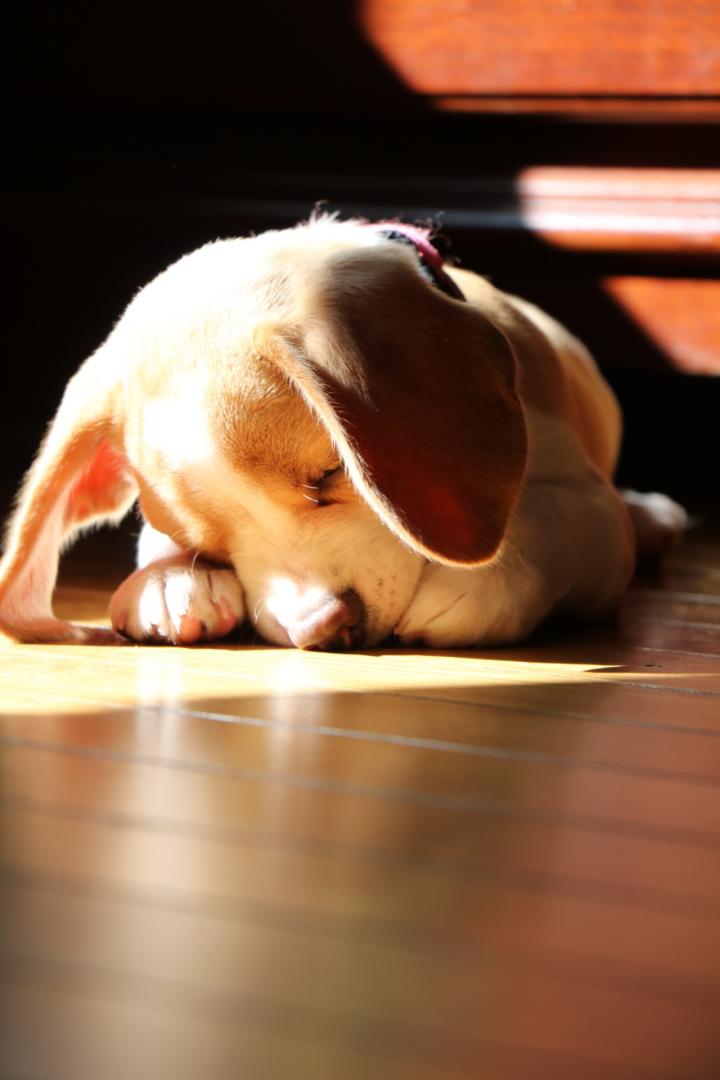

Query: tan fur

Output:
[0, 217, 685, 648]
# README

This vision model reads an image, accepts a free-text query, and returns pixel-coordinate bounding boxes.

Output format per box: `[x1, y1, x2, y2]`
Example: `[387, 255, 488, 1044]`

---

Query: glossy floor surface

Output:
[2, 526, 720, 1079]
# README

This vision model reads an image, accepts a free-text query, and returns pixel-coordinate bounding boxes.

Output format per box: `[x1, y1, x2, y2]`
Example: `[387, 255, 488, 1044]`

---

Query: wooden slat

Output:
[4, 677, 720, 779]
[2, 880, 720, 1077]
[9, 166, 720, 259]
[3, 972, 483, 1080]
[599, 278, 720, 373]
[362, 0, 720, 98]
[2, 698, 720, 834]
[4, 748, 720, 904]
[6, 970, 700, 1080]
[513, 167, 720, 256]
[433, 96, 720, 119]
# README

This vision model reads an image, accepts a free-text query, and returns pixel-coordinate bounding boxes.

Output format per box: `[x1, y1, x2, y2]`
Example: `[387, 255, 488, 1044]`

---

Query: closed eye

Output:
[308, 465, 343, 507]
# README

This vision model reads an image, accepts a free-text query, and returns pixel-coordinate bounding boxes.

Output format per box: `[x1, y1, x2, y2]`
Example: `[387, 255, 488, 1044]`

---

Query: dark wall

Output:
[5, 3, 719, 514]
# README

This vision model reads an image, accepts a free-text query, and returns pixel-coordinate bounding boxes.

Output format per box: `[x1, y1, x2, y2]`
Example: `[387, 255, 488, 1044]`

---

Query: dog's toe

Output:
[110, 557, 245, 644]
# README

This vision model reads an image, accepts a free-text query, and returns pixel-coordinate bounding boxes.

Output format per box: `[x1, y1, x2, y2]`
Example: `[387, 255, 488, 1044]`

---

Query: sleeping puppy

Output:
[0, 216, 685, 650]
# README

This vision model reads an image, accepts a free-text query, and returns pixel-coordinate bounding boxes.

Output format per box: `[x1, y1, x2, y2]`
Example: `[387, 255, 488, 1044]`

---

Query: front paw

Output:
[109, 556, 245, 644]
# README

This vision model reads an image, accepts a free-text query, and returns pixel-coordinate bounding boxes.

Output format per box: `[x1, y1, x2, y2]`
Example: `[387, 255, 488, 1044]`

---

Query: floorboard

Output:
[2, 523, 720, 1079]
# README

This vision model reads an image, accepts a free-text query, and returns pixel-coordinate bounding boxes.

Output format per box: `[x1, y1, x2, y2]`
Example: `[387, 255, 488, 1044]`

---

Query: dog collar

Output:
[366, 221, 466, 302]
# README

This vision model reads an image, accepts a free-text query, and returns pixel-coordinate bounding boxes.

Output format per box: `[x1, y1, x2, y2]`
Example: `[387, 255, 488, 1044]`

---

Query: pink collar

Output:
[364, 221, 466, 302]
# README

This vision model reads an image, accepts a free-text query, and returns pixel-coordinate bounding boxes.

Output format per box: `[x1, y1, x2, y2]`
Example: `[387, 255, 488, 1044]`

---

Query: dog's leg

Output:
[395, 479, 635, 648]
[109, 523, 245, 645]
[136, 521, 187, 568]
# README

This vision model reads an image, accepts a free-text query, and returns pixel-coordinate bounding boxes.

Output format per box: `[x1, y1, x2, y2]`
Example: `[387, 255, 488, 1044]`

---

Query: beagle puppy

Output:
[0, 216, 685, 649]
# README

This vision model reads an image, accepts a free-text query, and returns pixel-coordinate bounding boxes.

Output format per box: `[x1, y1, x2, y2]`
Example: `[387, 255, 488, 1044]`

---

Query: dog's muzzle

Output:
[275, 588, 365, 651]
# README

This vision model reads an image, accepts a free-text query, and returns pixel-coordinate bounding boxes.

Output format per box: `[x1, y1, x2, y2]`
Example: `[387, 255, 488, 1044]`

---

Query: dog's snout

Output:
[284, 589, 364, 650]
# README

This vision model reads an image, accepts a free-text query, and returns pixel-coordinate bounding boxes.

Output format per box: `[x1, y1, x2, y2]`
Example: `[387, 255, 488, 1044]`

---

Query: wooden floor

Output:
[2, 525, 720, 1080]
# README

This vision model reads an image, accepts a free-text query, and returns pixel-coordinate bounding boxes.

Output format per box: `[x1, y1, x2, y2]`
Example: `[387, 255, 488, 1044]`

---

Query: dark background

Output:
[4, 1, 719, 518]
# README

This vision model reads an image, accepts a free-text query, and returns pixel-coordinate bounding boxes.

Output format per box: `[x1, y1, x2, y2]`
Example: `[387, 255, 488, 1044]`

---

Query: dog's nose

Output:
[284, 589, 364, 650]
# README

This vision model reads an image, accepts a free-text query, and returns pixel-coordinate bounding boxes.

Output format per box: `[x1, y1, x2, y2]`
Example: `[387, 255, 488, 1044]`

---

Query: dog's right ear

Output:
[260, 245, 528, 566]
[0, 349, 137, 643]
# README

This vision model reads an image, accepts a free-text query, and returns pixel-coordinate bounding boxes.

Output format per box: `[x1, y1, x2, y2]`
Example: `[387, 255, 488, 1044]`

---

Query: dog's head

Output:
[0, 217, 527, 646]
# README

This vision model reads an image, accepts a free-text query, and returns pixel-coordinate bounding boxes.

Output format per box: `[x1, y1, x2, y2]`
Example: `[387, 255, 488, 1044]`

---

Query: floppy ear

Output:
[262, 247, 528, 565]
[0, 349, 137, 643]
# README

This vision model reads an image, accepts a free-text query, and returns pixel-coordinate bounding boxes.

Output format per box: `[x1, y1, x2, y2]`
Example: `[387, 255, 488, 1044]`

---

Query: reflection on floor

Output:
[2, 524, 720, 1079]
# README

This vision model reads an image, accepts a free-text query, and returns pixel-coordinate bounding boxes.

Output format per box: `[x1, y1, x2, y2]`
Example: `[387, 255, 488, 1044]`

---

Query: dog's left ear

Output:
[0, 349, 137, 643]
[263, 247, 528, 565]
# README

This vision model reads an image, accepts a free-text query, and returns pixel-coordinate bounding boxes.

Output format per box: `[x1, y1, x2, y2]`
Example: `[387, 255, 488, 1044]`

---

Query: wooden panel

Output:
[362, 0, 720, 97]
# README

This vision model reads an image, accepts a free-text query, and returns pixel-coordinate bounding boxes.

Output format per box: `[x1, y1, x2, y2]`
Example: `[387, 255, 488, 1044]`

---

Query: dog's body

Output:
[0, 217, 685, 649]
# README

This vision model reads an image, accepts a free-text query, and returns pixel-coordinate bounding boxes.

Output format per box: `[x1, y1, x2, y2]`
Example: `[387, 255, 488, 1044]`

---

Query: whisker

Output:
[302, 494, 320, 504]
